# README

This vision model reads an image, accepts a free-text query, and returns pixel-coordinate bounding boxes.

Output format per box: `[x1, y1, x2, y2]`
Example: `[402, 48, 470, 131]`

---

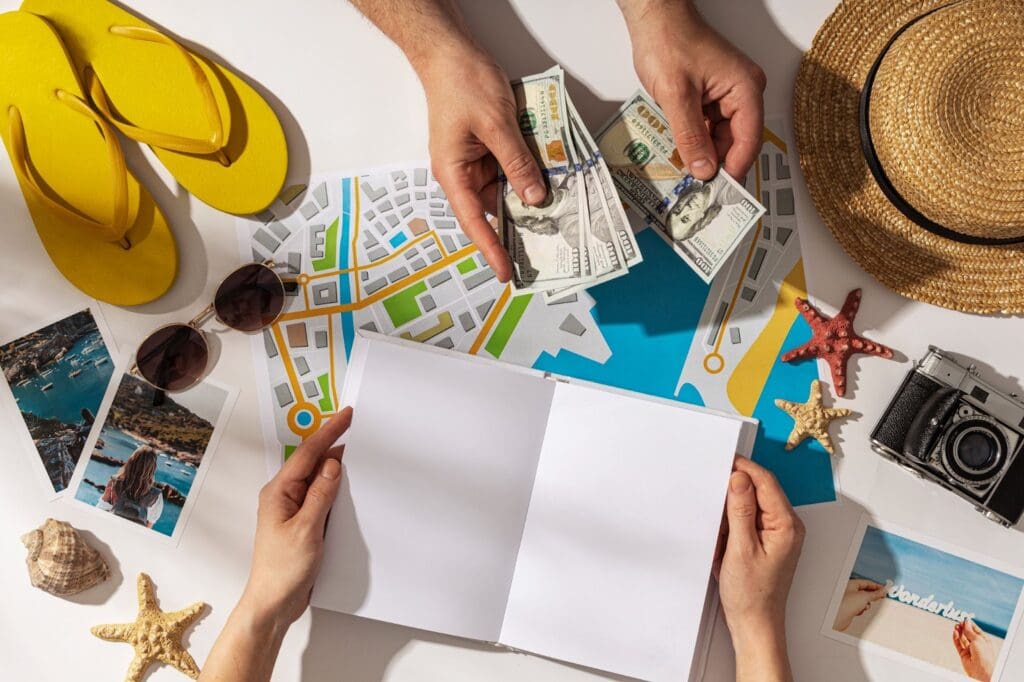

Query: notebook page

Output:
[312, 337, 555, 642]
[499, 381, 740, 681]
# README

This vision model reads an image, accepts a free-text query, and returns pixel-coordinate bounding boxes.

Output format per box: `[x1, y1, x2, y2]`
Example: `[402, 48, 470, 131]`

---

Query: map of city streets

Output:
[239, 129, 837, 507]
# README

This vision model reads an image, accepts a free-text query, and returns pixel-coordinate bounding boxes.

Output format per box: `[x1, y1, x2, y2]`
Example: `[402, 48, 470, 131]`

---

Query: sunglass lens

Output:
[136, 324, 208, 392]
[215, 263, 286, 332]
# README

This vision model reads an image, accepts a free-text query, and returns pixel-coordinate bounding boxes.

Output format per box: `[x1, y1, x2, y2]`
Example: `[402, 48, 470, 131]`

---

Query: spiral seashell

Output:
[21, 518, 110, 597]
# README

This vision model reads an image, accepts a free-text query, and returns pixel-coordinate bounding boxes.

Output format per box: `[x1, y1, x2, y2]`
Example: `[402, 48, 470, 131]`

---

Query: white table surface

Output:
[2, 1, 1022, 681]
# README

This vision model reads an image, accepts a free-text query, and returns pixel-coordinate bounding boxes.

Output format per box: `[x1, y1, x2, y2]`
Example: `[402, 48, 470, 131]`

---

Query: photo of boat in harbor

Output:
[0, 309, 114, 493]
[73, 374, 229, 538]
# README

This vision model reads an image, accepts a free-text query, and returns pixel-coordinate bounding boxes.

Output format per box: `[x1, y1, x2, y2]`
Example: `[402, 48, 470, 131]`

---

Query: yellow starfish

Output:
[775, 379, 851, 455]
[92, 573, 206, 682]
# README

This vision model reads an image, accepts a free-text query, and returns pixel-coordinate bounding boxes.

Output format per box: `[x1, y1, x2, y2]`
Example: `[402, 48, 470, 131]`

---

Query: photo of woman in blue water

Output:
[97, 446, 164, 528]
[74, 374, 229, 538]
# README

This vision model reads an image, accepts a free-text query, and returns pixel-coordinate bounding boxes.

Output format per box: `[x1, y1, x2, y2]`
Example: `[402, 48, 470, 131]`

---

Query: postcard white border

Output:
[62, 357, 239, 547]
[0, 304, 119, 501]
[821, 514, 1024, 681]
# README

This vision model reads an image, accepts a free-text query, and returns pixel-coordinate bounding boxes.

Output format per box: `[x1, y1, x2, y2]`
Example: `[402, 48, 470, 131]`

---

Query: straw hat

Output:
[794, 0, 1024, 314]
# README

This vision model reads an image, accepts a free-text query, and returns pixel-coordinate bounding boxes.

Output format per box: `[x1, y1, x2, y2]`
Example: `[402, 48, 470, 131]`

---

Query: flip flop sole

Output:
[0, 11, 177, 306]
[25, 0, 288, 215]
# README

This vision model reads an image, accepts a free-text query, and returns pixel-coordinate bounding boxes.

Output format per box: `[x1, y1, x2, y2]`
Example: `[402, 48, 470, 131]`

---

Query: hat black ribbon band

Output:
[858, 1, 1024, 246]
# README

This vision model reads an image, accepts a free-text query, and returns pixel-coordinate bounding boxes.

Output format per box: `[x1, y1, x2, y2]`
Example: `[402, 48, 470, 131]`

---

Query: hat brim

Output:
[794, 0, 1024, 314]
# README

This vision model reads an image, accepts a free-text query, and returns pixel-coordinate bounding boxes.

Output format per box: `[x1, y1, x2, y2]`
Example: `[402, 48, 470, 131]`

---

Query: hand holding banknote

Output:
[618, 0, 766, 181]
[416, 46, 548, 283]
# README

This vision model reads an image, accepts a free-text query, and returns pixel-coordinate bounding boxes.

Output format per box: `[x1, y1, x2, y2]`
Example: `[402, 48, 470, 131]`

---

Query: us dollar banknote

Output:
[567, 96, 642, 271]
[595, 90, 765, 283]
[501, 66, 584, 290]
[543, 112, 630, 302]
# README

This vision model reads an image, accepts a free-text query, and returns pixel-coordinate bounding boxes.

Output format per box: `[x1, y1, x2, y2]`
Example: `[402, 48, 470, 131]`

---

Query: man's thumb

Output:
[480, 118, 547, 206]
[665, 89, 717, 181]
[725, 471, 760, 553]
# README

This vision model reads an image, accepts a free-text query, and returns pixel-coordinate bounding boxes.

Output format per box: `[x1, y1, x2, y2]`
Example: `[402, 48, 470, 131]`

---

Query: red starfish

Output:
[781, 288, 893, 397]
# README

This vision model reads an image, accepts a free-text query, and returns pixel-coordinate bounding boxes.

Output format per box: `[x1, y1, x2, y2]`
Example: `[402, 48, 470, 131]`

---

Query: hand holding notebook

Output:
[313, 333, 757, 681]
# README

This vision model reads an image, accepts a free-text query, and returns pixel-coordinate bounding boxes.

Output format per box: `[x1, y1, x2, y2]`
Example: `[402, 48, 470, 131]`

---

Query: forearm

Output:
[348, 0, 482, 75]
[732, 622, 794, 682]
[616, 0, 700, 28]
[198, 596, 288, 682]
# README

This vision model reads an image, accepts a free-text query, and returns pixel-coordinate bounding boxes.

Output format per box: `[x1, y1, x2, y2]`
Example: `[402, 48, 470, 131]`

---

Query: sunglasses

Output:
[132, 261, 288, 392]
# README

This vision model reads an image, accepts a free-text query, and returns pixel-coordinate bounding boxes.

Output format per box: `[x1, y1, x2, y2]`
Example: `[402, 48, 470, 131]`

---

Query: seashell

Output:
[21, 518, 110, 597]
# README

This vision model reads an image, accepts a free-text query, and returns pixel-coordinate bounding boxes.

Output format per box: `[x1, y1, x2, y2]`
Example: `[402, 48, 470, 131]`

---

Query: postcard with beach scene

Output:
[0, 308, 115, 496]
[824, 517, 1024, 681]
[69, 372, 235, 542]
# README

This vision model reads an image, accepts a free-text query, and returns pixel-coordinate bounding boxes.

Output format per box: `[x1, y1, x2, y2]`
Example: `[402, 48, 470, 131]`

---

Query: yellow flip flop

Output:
[0, 11, 176, 306]
[23, 0, 288, 215]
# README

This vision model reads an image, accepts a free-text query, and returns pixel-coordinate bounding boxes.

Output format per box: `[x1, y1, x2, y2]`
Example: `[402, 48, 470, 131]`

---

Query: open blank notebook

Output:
[313, 333, 756, 682]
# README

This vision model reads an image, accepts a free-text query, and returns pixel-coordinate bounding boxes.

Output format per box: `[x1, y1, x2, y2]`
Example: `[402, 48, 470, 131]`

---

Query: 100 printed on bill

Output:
[595, 91, 765, 283]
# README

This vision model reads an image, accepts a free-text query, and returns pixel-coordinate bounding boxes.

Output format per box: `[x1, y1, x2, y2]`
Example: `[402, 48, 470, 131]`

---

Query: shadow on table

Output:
[107, 1, 312, 316]
[65, 525, 123, 606]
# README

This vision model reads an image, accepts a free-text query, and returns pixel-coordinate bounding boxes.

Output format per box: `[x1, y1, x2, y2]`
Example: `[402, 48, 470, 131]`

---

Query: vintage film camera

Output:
[871, 347, 1024, 527]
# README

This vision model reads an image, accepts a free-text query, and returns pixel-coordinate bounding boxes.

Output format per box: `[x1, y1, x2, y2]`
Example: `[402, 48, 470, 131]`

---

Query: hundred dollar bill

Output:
[567, 97, 642, 270]
[543, 115, 629, 302]
[502, 66, 584, 290]
[595, 90, 765, 283]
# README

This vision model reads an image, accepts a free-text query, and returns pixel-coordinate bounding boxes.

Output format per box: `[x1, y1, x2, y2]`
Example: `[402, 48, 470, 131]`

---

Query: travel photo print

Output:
[65, 368, 237, 544]
[823, 516, 1024, 681]
[0, 307, 116, 498]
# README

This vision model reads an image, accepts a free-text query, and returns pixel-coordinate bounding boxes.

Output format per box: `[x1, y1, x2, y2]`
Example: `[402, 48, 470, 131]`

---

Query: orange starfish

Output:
[781, 288, 893, 397]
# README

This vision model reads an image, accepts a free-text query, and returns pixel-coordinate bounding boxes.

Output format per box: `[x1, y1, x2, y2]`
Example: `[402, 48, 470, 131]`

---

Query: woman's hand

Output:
[954, 619, 996, 682]
[238, 407, 352, 630]
[715, 457, 804, 682]
[619, 0, 765, 181]
[834, 579, 886, 631]
[415, 46, 546, 282]
[200, 408, 352, 682]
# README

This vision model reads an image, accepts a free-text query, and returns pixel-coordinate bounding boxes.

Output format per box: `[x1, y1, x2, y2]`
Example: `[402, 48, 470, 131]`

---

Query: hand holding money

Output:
[618, 0, 766, 181]
[595, 91, 765, 283]
[501, 67, 642, 298]
[417, 47, 549, 283]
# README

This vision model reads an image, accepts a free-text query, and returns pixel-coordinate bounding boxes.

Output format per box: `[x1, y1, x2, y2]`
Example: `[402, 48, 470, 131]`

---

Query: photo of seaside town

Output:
[74, 373, 228, 537]
[0, 309, 113, 492]
[829, 524, 1024, 680]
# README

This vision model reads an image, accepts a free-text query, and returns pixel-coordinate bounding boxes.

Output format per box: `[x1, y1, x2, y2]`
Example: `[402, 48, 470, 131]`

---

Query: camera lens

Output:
[942, 418, 1007, 485]
[957, 431, 998, 470]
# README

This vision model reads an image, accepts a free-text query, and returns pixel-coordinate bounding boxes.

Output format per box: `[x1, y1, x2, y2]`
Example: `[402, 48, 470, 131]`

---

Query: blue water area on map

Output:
[747, 320, 835, 505]
[11, 330, 113, 427]
[296, 410, 313, 427]
[534, 229, 705, 398]
[389, 232, 408, 248]
[74, 426, 193, 537]
[533, 229, 835, 506]
[338, 178, 355, 359]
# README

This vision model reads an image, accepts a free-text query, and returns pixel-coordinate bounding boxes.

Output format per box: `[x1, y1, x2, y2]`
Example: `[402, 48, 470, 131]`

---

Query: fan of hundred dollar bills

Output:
[500, 66, 765, 297]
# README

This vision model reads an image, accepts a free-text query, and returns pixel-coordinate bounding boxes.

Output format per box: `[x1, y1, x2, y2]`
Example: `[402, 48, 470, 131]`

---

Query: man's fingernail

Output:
[690, 158, 712, 174]
[524, 184, 545, 205]
[321, 458, 341, 480]
[730, 472, 751, 493]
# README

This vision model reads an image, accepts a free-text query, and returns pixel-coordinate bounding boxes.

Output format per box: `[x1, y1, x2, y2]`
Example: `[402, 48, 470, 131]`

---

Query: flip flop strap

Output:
[87, 25, 229, 165]
[7, 90, 132, 245]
